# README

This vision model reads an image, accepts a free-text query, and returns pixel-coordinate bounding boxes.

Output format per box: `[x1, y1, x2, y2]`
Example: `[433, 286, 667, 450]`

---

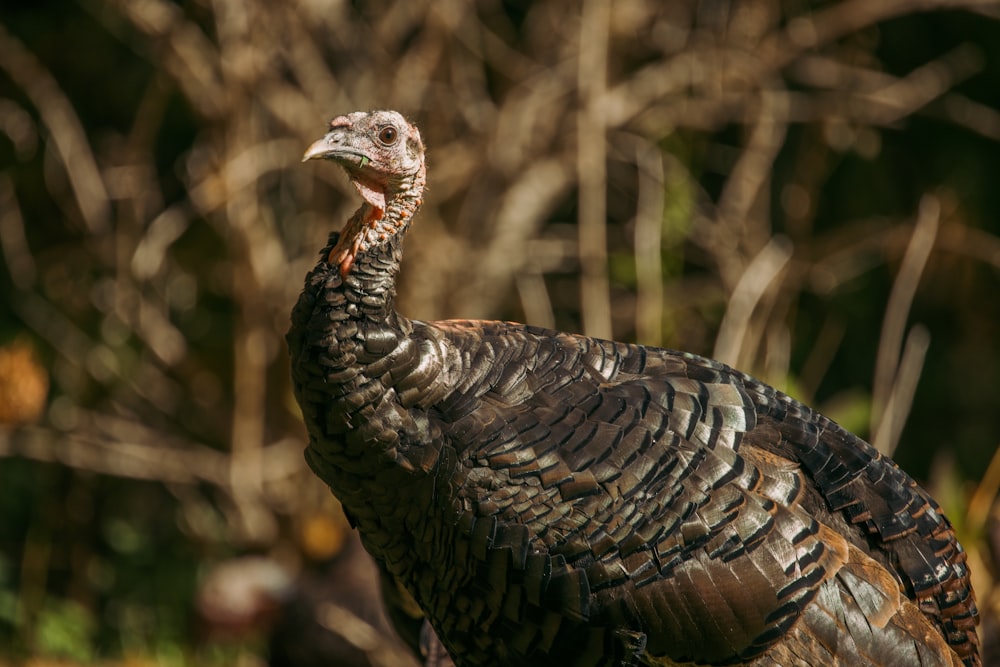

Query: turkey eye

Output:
[378, 126, 398, 145]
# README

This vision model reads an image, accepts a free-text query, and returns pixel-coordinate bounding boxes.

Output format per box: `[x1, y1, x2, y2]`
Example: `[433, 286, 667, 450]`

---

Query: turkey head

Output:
[302, 110, 426, 277]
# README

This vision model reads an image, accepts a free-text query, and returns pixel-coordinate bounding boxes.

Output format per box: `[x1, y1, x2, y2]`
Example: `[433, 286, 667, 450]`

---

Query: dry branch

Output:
[871, 196, 940, 448]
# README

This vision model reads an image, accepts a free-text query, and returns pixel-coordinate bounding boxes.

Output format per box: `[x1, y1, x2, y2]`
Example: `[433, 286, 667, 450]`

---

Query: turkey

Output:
[288, 110, 979, 667]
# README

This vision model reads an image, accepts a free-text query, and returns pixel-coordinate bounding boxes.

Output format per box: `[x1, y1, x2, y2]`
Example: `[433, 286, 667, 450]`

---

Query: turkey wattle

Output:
[288, 110, 979, 667]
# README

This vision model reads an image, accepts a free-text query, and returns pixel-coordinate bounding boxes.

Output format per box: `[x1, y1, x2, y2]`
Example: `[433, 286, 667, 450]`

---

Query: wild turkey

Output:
[288, 110, 979, 666]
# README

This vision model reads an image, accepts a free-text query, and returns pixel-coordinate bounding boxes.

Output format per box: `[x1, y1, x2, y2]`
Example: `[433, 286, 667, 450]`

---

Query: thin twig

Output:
[872, 196, 940, 440]
[713, 236, 794, 367]
[967, 442, 1000, 532]
[515, 270, 556, 330]
[873, 324, 932, 456]
[577, 0, 612, 339]
[0, 23, 109, 233]
[0, 425, 303, 490]
[0, 174, 36, 288]
[712, 89, 789, 290]
[634, 140, 665, 346]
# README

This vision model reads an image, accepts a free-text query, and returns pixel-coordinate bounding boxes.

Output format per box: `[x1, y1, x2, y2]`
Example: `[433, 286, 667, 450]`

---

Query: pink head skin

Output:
[303, 110, 426, 277]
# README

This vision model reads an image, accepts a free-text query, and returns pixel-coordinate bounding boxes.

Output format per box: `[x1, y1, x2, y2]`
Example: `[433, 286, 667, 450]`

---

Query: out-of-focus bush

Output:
[0, 0, 998, 663]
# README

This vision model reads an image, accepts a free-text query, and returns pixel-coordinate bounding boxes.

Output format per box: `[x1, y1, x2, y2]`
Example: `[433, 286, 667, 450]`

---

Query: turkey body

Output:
[288, 110, 979, 667]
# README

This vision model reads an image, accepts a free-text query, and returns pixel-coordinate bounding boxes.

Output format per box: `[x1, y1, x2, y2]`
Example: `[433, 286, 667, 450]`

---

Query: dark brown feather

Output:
[290, 110, 979, 667]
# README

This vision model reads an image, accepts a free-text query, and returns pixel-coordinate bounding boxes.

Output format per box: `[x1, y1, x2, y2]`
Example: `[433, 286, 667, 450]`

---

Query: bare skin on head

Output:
[302, 110, 426, 277]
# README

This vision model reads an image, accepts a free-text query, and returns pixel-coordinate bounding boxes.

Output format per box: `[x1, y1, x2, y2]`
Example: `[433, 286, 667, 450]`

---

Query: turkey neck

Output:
[290, 153, 473, 584]
[335, 204, 407, 317]
[291, 175, 431, 477]
[331, 156, 425, 314]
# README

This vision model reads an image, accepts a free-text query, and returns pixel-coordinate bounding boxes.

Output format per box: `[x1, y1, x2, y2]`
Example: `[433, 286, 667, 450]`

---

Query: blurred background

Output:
[1, 0, 999, 665]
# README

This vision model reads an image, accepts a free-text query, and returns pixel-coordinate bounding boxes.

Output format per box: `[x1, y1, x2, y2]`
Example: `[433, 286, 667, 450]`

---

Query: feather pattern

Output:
[289, 110, 979, 667]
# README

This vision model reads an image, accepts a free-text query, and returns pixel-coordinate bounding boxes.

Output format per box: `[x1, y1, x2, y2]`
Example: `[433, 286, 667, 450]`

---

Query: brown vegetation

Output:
[0, 0, 998, 663]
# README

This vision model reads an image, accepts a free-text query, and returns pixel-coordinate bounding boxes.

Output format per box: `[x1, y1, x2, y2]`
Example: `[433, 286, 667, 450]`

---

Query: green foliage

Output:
[36, 599, 96, 663]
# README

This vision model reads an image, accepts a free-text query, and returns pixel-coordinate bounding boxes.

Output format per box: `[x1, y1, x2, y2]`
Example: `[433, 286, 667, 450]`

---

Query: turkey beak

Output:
[302, 134, 337, 162]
